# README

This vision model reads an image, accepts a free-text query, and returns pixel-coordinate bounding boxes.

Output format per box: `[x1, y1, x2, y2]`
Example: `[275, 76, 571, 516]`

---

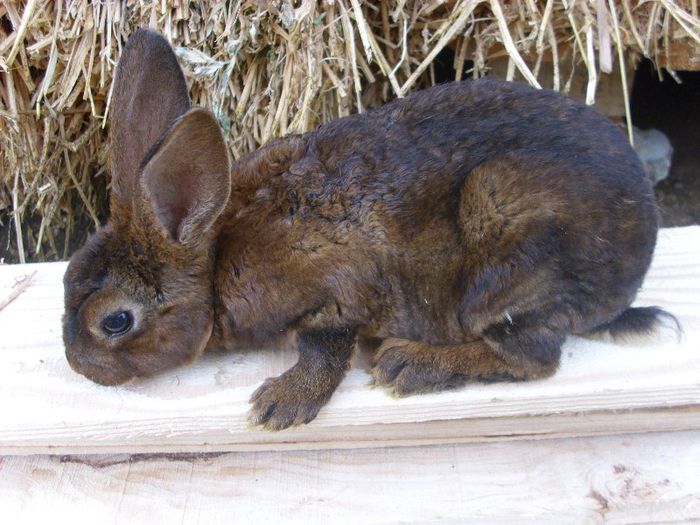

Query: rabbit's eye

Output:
[102, 311, 133, 336]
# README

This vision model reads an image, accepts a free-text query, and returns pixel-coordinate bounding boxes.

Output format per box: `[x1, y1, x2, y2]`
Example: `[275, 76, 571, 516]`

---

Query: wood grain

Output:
[1, 226, 699, 454]
[1, 431, 698, 524]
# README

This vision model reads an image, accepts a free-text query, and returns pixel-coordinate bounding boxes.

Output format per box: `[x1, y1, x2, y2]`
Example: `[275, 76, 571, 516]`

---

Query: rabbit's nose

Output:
[64, 347, 84, 372]
[64, 347, 103, 380]
[65, 349, 133, 386]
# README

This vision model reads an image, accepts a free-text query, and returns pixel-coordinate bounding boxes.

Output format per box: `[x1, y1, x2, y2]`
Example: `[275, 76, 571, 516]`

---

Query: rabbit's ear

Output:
[110, 29, 190, 206]
[139, 108, 231, 246]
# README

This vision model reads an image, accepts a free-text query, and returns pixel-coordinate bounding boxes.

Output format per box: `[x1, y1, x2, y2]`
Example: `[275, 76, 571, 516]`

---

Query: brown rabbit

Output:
[64, 29, 674, 430]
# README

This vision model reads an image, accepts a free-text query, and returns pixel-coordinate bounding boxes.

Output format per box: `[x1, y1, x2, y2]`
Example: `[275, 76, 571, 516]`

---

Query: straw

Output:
[1, 0, 699, 262]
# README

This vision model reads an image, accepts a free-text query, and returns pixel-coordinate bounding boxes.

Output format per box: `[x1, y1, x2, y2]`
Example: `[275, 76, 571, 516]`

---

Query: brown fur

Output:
[64, 29, 668, 430]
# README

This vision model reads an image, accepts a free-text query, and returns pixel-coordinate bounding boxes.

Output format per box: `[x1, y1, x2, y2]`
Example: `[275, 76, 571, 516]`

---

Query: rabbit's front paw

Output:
[248, 365, 335, 431]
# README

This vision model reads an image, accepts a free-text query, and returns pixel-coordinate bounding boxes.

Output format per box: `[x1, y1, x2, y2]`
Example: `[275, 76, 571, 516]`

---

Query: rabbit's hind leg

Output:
[370, 330, 559, 397]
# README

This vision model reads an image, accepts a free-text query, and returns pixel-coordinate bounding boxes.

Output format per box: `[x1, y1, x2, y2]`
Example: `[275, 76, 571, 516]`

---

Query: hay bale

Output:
[1, 0, 699, 263]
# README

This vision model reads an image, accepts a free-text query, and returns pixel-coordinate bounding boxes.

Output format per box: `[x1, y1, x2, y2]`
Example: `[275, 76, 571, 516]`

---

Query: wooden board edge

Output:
[3, 405, 698, 456]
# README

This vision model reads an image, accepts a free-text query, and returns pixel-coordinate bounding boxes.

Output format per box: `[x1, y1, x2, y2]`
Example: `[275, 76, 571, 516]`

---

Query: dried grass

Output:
[1, 0, 699, 263]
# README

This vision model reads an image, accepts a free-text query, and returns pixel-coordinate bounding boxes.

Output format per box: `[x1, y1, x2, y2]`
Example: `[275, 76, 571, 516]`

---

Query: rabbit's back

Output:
[300, 79, 654, 247]
[305, 80, 654, 251]
[286, 79, 658, 342]
[311, 78, 645, 193]
[218, 78, 657, 345]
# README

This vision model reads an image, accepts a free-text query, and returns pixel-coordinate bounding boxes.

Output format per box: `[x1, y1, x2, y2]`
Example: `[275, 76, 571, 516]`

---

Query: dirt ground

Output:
[655, 162, 700, 227]
[632, 61, 700, 227]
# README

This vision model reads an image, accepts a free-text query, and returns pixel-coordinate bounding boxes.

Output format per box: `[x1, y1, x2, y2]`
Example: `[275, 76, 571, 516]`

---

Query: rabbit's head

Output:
[63, 29, 230, 385]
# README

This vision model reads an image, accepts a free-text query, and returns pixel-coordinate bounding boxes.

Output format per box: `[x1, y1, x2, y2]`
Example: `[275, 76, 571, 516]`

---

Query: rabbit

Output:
[63, 29, 674, 431]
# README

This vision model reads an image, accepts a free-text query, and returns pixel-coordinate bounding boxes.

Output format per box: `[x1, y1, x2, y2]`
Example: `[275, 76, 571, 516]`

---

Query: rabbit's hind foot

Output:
[369, 336, 557, 397]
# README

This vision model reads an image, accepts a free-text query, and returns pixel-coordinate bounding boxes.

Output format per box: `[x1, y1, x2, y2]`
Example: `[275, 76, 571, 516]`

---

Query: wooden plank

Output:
[0, 226, 699, 454]
[1, 431, 699, 524]
[488, 56, 636, 117]
[657, 40, 700, 71]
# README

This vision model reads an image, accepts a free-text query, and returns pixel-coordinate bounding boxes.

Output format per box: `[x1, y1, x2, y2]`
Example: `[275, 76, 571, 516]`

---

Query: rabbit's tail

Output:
[582, 306, 682, 344]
